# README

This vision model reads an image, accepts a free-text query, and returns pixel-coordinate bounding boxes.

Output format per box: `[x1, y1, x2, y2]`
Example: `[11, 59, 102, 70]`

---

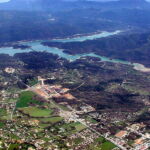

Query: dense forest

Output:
[0, 10, 121, 45]
[42, 32, 150, 67]
[0, 0, 150, 67]
[14, 51, 67, 70]
[0, 0, 150, 44]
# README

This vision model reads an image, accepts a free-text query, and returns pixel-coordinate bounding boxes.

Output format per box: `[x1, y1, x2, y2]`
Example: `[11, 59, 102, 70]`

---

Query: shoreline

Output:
[51, 30, 121, 42]
[0, 29, 150, 73]
[0, 30, 122, 48]
[133, 63, 150, 73]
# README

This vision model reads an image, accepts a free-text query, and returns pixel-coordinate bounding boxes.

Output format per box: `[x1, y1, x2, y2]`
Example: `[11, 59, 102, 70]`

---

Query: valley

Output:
[0, 0, 149, 150]
[0, 51, 149, 149]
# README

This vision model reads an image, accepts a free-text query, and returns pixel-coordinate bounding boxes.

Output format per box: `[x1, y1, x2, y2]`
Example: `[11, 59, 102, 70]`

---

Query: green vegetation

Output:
[73, 137, 84, 145]
[8, 144, 20, 150]
[19, 107, 53, 118]
[58, 104, 70, 111]
[62, 122, 87, 134]
[16, 91, 41, 108]
[95, 136, 105, 143]
[7, 87, 21, 94]
[27, 78, 38, 86]
[40, 117, 63, 124]
[51, 101, 70, 111]
[73, 122, 87, 131]
[127, 140, 134, 146]
[8, 134, 20, 140]
[0, 108, 7, 117]
[124, 85, 150, 95]
[0, 108, 9, 120]
[100, 141, 116, 150]
[0, 122, 4, 128]
[89, 137, 117, 150]
[7, 143, 35, 150]
[84, 116, 98, 124]
[39, 123, 51, 128]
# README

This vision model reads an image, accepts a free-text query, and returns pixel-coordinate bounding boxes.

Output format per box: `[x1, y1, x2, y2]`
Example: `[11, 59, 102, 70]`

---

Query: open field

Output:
[62, 122, 87, 133]
[74, 122, 87, 131]
[27, 78, 38, 86]
[100, 141, 116, 150]
[89, 137, 117, 150]
[0, 108, 7, 117]
[0, 122, 4, 128]
[0, 108, 11, 120]
[73, 137, 84, 146]
[16, 91, 42, 108]
[39, 116, 63, 124]
[18, 107, 53, 118]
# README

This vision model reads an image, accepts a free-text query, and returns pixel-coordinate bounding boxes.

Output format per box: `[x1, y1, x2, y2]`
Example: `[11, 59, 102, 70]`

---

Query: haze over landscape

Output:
[0, 0, 149, 150]
[1, 0, 150, 2]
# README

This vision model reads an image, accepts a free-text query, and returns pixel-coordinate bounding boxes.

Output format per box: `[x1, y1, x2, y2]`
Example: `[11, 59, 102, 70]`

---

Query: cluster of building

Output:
[4, 67, 16, 74]
[69, 128, 99, 149]
[0, 73, 149, 150]
[114, 123, 150, 150]
[32, 83, 76, 101]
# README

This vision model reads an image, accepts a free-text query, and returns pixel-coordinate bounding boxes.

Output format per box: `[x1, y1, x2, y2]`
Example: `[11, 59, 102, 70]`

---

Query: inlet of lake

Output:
[0, 30, 144, 70]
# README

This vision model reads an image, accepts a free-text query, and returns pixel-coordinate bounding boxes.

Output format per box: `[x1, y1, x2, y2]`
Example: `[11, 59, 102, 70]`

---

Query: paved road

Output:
[10, 102, 16, 120]
[54, 103, 127, 150]
[78, 117, 127, 150]
[27, 85, 127, 150]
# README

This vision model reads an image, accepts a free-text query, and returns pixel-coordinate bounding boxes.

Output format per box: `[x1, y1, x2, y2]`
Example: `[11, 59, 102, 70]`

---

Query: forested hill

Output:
[42, 32, 150, 67]
[0, 0, 150, 44]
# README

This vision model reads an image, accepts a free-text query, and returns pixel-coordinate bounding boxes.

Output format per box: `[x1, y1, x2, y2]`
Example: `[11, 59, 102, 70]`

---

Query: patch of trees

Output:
[136, 112, 150, 126]
[43, 32, 150, 67]
[14, 51, 61, 70]
[12, 44, 31, 50]
[0, 9, 120, 45]
[0, 54, 19, 69]
[1, 0, 150, 45]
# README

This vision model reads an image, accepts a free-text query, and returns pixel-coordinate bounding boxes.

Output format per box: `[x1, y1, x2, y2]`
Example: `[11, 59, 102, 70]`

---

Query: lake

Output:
[0, 30, 146, 71]
[0, 30, 123, 61]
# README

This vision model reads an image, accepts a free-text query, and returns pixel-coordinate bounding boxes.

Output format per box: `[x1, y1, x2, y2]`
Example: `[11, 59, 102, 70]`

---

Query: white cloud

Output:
[0, 0, 10, 2]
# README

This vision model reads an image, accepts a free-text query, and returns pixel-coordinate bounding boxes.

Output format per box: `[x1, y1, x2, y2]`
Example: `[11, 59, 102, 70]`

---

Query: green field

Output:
[51, 101, 70, 111]
[27, 78, 38, 86]
[73, 122, 87, 131]
[84, 116, 98, 124]
[40, 117, 63, 124]
[0, 108, 8, 120]
[95, 137, 105, 143]
[89, 137, 117, 150]
[8, 144, 20, 150]
[100, 141, 116, 150]
[7, 143, 35, 150]
[62, 122, 87, 133]
[0, 122, 4, 128]
[73, 137, 84, 146]
[19, 107, 53, 117]
[39, 123, 51, 128]
[0, 108, 7, 117]
[16, 91, 42, 108]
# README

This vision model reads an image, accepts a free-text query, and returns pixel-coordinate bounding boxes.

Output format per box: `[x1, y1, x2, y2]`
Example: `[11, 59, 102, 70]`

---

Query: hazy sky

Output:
[0, 0, 150, 2]
[0, 0, 10, 2]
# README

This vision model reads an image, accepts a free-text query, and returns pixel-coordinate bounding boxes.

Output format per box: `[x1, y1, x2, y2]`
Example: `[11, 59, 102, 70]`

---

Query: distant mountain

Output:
[0, 0, 150, 45]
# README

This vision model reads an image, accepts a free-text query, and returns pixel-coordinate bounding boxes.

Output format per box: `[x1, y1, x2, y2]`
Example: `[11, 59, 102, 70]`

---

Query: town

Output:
[0, 53, 150, 150]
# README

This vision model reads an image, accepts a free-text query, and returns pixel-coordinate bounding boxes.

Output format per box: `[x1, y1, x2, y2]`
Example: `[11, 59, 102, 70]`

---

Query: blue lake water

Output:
[51, 30, 121, 43]
[0, 30, 133, 66]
